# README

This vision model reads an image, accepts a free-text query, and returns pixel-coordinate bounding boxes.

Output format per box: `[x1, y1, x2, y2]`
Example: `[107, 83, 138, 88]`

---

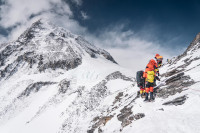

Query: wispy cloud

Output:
[71, 0, 83, 6]
[81, 11, 90, 20]
[0, 0, 86, 42]
[85, 24, 178, 73]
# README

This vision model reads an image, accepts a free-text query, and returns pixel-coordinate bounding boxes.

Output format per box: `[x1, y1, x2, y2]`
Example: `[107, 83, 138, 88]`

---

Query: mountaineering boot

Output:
[141, 92, 146, 98]
[137, 91, 140, 98]
[140, 90, 143, 97]
[150, 92, 154, 102]
[144, 93, 149, 102]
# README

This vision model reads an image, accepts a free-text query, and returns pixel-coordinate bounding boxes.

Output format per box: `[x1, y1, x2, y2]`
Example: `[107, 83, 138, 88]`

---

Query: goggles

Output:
[156, 56, 163, 61]
[157, 58, 163, 61]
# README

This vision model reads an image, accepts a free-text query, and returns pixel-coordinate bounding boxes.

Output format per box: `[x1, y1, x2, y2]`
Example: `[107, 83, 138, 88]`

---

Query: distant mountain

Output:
[0, 20, 200, 133]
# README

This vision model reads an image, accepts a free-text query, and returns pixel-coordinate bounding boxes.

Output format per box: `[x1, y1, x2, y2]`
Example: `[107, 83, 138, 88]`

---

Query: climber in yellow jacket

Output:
[143, 70, 160, 101]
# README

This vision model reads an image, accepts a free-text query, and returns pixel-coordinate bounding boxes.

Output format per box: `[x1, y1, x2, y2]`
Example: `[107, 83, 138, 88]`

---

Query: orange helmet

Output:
[146, 59, 158, 71]
[155, 54, 160, 59]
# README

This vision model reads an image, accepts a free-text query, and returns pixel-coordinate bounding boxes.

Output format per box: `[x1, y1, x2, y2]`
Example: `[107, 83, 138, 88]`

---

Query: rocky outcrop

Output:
[117, 106, 145, 130]
[18, 82, 56, 98]
[157, 72, 194, 98]
[75, 36, 117, 64]
[113, 92, 124, 104]
[58, 79, 71, 94]
[172, 33, 200, 64]
[184, 32, 200, 54]
[105, 71, 133, 82]
[0, 44, 18, 67]
[161, 69, 184, 77]
[86, 71, 133, 110]
[87, 115, 114, 133]
[163, 95, 188, 106]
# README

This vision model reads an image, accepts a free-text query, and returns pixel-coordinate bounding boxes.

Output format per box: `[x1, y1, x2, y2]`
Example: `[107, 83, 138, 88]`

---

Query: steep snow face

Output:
[0, 20, 200, 133]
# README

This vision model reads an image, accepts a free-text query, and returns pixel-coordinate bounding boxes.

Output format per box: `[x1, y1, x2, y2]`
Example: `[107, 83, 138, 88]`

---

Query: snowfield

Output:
[0, 20, 200, 133]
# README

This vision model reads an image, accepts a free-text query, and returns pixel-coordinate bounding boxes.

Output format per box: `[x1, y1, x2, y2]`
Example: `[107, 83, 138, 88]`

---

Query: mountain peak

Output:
[17, 19, 73, 43]
[0, 20, 117, 79]
[184, 32, 200, 54]
[173, 32, 200, 63]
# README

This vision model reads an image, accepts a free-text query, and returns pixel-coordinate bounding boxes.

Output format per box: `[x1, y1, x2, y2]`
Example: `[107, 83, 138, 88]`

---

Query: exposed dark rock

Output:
[117, 106, 133, 122]
[98, 128, 103, 133]
[0, 48, 82, 80]
[85, 71, 134, 111]
[58, 80, 71, 93]
[18, 82, 56, 98]
[75, 36, 117, 64]
[86, 80, 108, 110]
[162, 69, 184, 77]
[0, 44, 18, 67]
[113, 92, 123, 104]
[0, 55, 24, 80]
[86, 72, 135, 132]
[88, 115, 113, 133]
[101, 52, 117, 64]
[156, 73, 194, 98]
[184, 32, 200, 55]
[158, 108, 164, 111]
[165, 72, 185, 84]
[117, 106, 145, 128]
[17, 19, 43, 43]
[172, 33, 200, 64]
[87, 129, 95, 133]
[37, 58, 82, 72]
[117, 106, 133, 128]
[134, 113, 145, 120]
[163, 95, 188, 106]
[105, 71, 133, 82]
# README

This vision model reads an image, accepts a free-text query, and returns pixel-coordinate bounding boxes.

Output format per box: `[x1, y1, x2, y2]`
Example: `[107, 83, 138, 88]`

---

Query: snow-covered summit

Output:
[17, 19, 116, 64]
[0, 19, 117, 77]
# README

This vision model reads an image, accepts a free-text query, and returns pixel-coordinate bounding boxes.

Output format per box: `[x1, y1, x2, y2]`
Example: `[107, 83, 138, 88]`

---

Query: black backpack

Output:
[136, 71, 145, 88]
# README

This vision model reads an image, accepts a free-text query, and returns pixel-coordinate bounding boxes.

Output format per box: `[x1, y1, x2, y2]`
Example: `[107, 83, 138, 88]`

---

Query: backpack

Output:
[136, 71, 145, 87]
[146, 71, 155, 83]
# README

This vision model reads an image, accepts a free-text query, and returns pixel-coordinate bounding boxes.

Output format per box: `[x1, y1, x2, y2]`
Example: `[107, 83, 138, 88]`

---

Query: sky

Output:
[0, 0, 200, 72]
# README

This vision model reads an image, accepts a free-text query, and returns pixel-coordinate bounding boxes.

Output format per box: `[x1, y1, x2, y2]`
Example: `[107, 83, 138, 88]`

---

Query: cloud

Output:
[81, 11, 90, 20]
[71, 0, 82, 6]
[85, 25, 179, 73]
[0, 0, 86, 42]
[0, 0, 71, 27]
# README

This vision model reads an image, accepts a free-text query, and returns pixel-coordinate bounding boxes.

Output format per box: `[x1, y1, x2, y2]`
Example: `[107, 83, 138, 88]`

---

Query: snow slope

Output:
[0, 20, 200, 133]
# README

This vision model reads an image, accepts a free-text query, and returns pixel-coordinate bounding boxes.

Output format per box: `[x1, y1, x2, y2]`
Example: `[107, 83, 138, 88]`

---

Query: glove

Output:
[155, 76, 160, 81]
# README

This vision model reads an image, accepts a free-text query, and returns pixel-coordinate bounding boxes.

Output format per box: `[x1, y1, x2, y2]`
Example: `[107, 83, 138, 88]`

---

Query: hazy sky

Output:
[0, 0, 199, 72]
